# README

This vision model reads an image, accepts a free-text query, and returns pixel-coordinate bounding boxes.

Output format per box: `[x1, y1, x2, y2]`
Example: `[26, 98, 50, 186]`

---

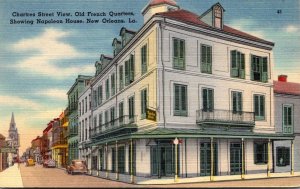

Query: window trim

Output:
[282, 104, 294, 134]
[173, 84, 188, 116]
[253, 142, 268, 165]
[253, 94, 265, 121]
[140, 88, 148, 119]
[141, 44, 148, 75]
[201, 44, 212, 74]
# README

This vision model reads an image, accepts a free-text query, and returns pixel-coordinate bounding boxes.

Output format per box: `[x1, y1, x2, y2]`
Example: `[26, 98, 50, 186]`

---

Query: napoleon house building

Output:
[77, 0, 295, 184]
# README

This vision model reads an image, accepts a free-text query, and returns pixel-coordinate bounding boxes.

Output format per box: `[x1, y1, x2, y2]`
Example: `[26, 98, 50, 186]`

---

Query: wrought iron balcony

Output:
[196, 109, 255, 127]
[51, 139, 68, 147]
[91, 115, 137, 138]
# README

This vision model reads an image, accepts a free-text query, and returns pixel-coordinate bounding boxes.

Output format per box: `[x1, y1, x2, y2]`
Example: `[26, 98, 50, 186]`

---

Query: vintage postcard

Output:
[0, 0, 299, 188]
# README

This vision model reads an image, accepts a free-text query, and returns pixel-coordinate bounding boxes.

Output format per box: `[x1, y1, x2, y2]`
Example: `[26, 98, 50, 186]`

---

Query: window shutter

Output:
[130, 54, 135, 83]
[262, 57, 268, 82]
[179, 40, 185, 69]
[99, 86, 102, 104]
[232, 92, 237, 112]
[173, 38, 179, 69]
[209, 89, 214, 112]
[208, 46, 212, 73]
[231, 50, 238, 77]
[181, 85, 187, 116]
[119, 66, 123, 90]
[125, 60, 129, 86]
[240, 53, 245, 79]
[251, 55, 254, 81]
[260, 95, 265, 118]
[174, 85, 180, 115]
[238, 92, 242, 112]
[201, 45, 207, 73]
[203, 89, 208, 111]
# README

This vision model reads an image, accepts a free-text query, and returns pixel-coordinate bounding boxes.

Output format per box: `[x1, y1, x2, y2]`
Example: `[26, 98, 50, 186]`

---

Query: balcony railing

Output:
[51, 140, 68, 147]
[196, 109, 255, 126]
[91, 115, 137, 137]
[68, 129, 78, 137]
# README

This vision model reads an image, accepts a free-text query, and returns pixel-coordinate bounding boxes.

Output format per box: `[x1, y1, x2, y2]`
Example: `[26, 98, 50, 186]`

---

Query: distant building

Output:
[41, 122, 53, 161]
[31, 136, 42, 163]
[67, 75, 92, 164]
[0, 134, 8, 171]
[273, 75, 300, 173]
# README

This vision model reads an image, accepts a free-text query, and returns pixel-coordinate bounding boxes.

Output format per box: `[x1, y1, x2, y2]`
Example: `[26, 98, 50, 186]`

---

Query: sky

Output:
[0, 0, 299, 155]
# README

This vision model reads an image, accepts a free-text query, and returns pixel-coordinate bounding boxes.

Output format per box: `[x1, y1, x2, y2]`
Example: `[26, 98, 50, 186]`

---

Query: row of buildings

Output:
[0, 113, 20, 171]
[31, 0, 300, 184]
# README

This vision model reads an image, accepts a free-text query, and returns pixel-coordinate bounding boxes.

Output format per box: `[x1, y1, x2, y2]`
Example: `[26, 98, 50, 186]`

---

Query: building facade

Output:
[41, 122, 53, 161]
[31, 136, 42, 164]
[67, 75, 92, 164]
[77, 0, 294, 183]
[273, 75, 300, 173]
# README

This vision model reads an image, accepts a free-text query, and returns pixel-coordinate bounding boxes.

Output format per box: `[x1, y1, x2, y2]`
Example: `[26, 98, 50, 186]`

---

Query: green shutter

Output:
[173, 38, 179, 69]
[231, 50, 238, 77]
[111, 74, 115, 96]
[174, 85, 180, 116]
[262, 57, 268, 82]
[251, 55, 254, 81]
[203, 89, 208, 111]
[141, 45, 147, 75]
[201, 45, 207, 73]
[232, 92, 237, 112]
[130, 54, 135, 83]
[208, 89, 214, 111]
[240, 54, 245, 79]
[119, 66, 123, 90]
[181, 85, 187, 116]
[125, 60, 129, 86]
[238, 92, 242, 112]
[207, 46, 212, 73]
[179, 40, 185, 70]
[99, 85, 102, 104]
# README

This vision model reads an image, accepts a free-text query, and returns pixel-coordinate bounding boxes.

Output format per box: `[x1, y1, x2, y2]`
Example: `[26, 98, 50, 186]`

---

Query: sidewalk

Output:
[137, 172, 300, 185]
[0, 164, 23, 187]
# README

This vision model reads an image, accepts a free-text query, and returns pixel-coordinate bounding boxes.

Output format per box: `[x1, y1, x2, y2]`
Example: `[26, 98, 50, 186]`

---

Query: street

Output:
[15, 164, 300, 188]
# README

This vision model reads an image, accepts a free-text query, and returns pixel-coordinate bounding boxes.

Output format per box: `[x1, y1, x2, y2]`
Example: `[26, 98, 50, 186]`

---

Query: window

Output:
[214, 6, 222, 29]
[128, 96, 135, 121]
[231, 50, 245, 79]
[104, 110, 109, 127]
[254, 142, 268, 164]
[251, 55, 268, 82]
[118, 146, 125, 174]
[110, 107, 115, 126]
[232, 91, 242, 113]
[98, 85, 103, 105]
[93, 90, 97, 108]
[89, 94, 91, 110]
[111, 73, 115, 96]
[173, 38, 185, 70]
[254, 94, 265, 120]
[125, 55, 135, 86]
[141, 89, 147, 119]
[141, 44, 148, 75]
[99, 113, 102, 130]
[276, 147, 290, 166]
[79, 102, 81, 116]
[119, 65, 124, 91]
[85, 97, 87, 113]
[201, 45, 212, 74]
[174, 84, 187, 116]
[105, 79, 110, 100]
[119, 102, 124, 124]
[99, 149, 104, 171]
[202, 88, 214, 112]
[82, 100, 84, 114]
[111, 147, 116, 172]
[283, 105, 293, 134]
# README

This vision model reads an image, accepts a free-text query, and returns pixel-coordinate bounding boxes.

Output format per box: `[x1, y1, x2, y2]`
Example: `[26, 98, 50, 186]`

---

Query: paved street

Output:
[0, 163, 298, 188]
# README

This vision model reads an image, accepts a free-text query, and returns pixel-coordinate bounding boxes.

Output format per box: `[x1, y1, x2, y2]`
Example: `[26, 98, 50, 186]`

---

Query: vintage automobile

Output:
[25, 159, 35, 166]
[67, 160, 87, 175]
[43, 159, 56, 168]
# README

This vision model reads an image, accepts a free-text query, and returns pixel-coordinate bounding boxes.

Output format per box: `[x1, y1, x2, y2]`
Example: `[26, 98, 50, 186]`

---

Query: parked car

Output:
[26, 159, 35, 166]
[43, 159, 56, 168]
[67, 160, 87, 175]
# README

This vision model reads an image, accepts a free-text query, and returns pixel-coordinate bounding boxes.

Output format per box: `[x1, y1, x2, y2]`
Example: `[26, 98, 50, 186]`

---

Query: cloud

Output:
[36, 88, 67, 101]
[0, 95, 43, 110]
[285, 25, 299, 33]
[228, 19, 265, 38]
[12, 28, 94, 79]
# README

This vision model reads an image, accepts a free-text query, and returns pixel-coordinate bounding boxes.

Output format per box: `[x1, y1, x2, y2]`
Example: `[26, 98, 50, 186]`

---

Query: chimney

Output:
[278, 75, 287, 82]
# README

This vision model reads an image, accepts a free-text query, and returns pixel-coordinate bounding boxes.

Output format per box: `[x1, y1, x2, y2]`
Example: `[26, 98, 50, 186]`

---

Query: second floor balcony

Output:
[91, 115, 137, 138]
[51, 139, 68, 148]
[196, 109, 255, 129]
[68, 128, 78, 138]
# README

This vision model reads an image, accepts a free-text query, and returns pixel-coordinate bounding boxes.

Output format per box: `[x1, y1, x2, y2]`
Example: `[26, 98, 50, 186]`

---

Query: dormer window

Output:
[214, 6, 222, 29]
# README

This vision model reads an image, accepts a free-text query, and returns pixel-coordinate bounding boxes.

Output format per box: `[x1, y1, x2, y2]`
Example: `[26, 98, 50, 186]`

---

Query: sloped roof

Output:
[156, 9, 274, 46]
[274, 81, 300, 96]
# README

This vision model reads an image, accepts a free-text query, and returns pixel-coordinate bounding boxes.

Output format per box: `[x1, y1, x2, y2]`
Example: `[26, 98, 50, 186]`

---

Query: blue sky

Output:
[0, 0, 299, 154]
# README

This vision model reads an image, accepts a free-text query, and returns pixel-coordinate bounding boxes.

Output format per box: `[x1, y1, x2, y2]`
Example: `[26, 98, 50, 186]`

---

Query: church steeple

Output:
[9, 112, 16, 131]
